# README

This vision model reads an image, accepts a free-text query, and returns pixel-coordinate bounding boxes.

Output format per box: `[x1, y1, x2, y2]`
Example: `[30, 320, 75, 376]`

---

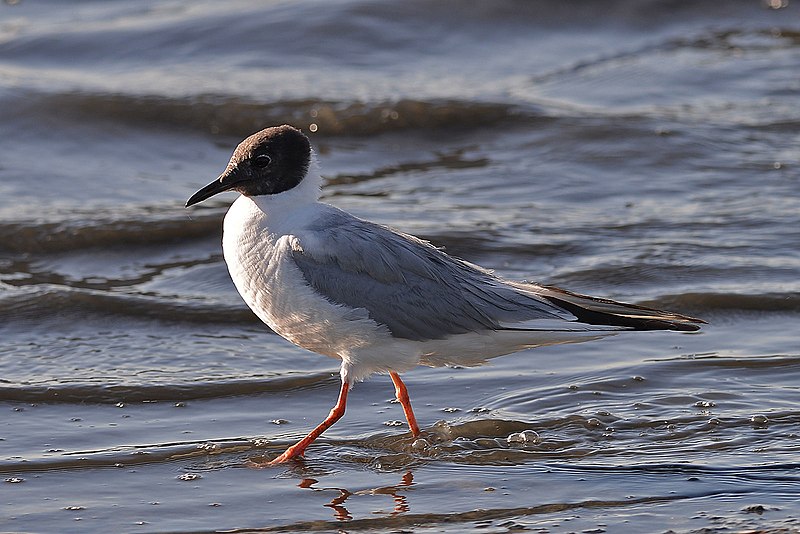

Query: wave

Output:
[4, 413, 798, 475]
[0, 371, 334, 404]
[24, 86, 798, 150]
[648, 292, 800, 314]
[0, 209, 223, 253]
[0, 284, 259, 325]
[30, 92, 536, 137]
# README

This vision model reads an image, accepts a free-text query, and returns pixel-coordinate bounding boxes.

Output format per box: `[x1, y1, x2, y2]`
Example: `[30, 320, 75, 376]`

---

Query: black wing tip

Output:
[658, 320, 704, 332]
[609, 317, 704, 332]
[642, 314, 706, 332]
[542, 293, 706, 332]
[638, 310, 707, 332]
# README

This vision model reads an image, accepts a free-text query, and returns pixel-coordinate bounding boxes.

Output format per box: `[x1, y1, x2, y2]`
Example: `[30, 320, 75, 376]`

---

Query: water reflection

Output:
[299, 471, 414, 521]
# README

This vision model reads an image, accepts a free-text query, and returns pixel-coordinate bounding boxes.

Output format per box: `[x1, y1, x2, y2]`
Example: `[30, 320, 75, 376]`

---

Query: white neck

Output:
[234, 153, 323, 233]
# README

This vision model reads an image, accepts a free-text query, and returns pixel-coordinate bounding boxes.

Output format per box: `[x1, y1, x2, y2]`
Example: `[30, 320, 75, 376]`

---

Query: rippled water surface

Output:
[2, 1, 799, 532]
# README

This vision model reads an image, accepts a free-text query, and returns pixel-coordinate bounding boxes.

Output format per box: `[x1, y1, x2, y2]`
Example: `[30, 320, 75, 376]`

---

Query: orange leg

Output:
[389, 372, 420, 437]
[270, 379, 349, 464]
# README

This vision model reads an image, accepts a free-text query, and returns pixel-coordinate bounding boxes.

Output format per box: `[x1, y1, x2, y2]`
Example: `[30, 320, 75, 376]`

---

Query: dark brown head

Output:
[186, 125, 311, 207]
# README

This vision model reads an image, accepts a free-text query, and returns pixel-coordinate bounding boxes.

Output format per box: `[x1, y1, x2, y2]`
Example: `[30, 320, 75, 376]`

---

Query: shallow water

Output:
[2, 1, 800, 532]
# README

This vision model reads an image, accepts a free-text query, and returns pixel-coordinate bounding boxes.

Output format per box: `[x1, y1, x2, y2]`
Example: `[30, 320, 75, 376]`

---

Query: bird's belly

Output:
[225, 234, 388, 359]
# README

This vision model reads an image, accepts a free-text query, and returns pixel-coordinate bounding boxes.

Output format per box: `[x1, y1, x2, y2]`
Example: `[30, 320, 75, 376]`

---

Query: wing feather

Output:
[289, 210, 571, 341]
[289, 208, 704, 341]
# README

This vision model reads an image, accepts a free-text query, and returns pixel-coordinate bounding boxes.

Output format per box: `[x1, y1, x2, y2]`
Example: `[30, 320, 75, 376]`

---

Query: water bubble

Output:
[380, 108, 400, 121]
[632, 376, 645, 382]
[5, 477, 24, 483]
[586, 418, 603, 428]
[431, 420, 452, 436]
[174, 402, 187, 408]
[384, 420, 404, 427]
[63, 506, 85, 511]
[115, 402, 125, 408]
[695, 400, 715, 408]
[270, 419, 289, 425]
[442, 407, 461, 413]
[506, 433, 524, 444]
[411, 438, 429, 452]
[521, 430, 540, 442]
[751, 414, 769, 426]
[507, 430, 540, 445]
[766, 0, 788, 10]
[177, 473, 202, 481]
[197, 442, 218, 452]
[743, 504, 767, 514]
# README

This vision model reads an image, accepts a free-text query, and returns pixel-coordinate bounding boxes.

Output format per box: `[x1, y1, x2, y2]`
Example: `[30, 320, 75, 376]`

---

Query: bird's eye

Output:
[253, 154, 272, 168]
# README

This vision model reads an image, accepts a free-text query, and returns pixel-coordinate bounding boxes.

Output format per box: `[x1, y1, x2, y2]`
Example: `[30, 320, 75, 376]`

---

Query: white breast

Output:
[222, 195, 404, 376]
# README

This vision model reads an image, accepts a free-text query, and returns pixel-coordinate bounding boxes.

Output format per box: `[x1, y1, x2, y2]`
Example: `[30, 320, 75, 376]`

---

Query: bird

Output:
[186, 124, 704, 464]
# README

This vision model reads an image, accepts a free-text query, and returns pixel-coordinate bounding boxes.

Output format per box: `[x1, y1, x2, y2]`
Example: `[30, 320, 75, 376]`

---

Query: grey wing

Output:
[290, 210, 572, 341]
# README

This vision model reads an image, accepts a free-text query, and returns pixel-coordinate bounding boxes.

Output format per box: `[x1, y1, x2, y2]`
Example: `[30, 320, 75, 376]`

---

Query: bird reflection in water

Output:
[298, 471, 414, 520]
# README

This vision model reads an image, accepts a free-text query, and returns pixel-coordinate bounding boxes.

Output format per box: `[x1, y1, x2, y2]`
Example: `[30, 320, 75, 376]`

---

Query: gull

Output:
[186, 125, 704, 464]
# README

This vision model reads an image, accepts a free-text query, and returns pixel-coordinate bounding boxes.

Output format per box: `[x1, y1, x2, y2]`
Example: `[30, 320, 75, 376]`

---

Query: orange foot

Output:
[268, 380, 349, 465]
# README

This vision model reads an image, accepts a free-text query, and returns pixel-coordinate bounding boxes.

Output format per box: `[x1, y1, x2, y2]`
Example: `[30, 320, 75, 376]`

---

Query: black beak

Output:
[185, 167, 243, 207]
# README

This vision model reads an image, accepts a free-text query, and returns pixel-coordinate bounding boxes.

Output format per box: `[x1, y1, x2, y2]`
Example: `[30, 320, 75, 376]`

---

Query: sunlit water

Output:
[1, 1, 799, 532]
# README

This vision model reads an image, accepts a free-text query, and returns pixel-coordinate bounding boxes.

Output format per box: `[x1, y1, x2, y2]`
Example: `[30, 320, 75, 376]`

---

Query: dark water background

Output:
[1, 1, 799, 532]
